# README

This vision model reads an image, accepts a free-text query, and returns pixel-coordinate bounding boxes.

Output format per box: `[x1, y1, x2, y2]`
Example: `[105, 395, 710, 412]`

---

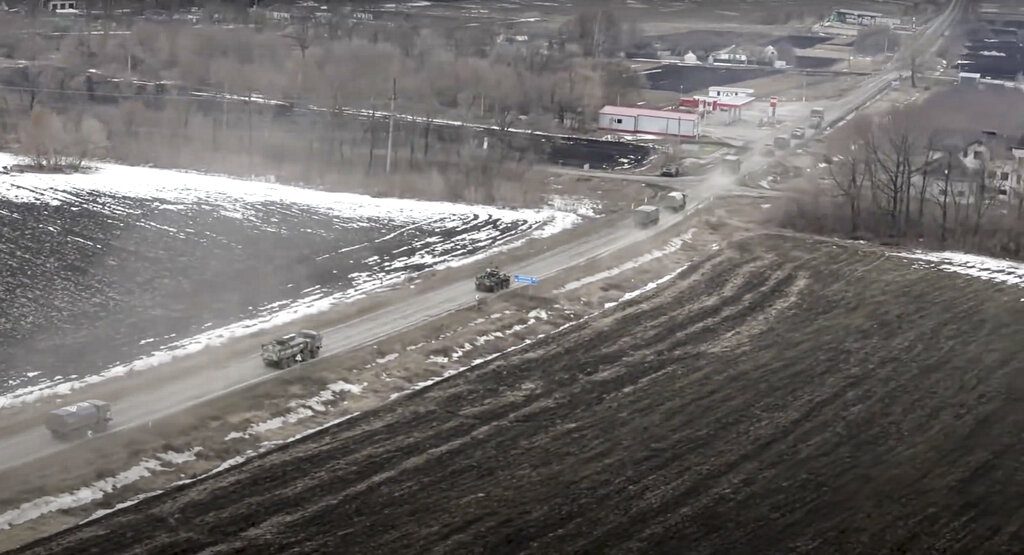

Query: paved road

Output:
[0, 193, 703, 472]
[0, 0, 963, 474]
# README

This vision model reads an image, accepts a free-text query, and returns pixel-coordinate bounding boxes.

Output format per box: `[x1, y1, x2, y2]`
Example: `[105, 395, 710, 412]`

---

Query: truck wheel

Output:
[311, 347, 320, 359]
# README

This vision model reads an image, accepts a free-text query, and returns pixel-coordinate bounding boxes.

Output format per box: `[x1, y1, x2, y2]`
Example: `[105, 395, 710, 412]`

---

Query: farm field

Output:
[19, 233, 1024, 554]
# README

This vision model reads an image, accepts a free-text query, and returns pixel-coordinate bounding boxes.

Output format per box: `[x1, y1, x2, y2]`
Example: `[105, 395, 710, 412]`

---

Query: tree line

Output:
[780, 87, 1024, 260]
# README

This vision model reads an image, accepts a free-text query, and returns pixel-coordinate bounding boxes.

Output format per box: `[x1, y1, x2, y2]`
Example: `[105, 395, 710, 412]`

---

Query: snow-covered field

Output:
[0, 154, 580, 405]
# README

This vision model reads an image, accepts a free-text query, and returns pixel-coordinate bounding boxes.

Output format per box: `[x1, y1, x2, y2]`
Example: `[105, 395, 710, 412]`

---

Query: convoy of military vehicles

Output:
[39, 157, 705, 442]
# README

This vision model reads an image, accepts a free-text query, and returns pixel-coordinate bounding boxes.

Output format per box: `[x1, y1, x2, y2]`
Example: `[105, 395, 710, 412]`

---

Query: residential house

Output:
[925, 129, 1024, 202]
[43, 0, 76, 12]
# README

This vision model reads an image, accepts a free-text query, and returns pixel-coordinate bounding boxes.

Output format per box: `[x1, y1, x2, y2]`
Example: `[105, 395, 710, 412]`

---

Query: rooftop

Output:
[599, 106, 700, 120]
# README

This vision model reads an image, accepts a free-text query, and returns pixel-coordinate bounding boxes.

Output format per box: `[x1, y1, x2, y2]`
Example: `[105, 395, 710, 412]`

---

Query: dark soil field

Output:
[16, 233, 1024, 554]
[646, 64, 783, 94]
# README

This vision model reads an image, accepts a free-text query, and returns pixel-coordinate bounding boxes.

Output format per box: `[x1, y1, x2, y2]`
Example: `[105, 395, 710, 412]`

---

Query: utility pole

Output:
[386, 77, 396, 175]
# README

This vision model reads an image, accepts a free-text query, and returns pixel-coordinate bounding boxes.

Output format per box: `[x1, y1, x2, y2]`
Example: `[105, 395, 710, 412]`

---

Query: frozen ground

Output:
[19, 234, 1024, 553]
[0, 154, 578, 404]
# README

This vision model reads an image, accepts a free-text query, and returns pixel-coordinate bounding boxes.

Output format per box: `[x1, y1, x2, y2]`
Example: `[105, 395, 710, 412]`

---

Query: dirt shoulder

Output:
[16, 230, 1024, 554]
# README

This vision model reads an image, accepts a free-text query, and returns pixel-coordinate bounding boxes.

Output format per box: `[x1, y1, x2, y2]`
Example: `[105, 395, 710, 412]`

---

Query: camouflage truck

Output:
[475, 268, 511, 293]
[46, 400, 112, 439]
[261, 329, 322, 369]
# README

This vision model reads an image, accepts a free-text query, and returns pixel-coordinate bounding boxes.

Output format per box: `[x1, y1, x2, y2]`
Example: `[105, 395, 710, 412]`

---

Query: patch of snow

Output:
[556, 230, 695, 293]
[545, 195, 601, 217]
[0, 448, 200, 531]
[896, 250, 1024, 286]
[226, 380, 365, 440]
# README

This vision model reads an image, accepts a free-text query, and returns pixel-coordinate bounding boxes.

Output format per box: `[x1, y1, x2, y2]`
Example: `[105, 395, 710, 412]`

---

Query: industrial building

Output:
[598, 106, 701, 139]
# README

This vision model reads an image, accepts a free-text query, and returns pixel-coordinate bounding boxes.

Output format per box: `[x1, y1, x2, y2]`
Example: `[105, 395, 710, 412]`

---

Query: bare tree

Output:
[828, 145, 871, 235]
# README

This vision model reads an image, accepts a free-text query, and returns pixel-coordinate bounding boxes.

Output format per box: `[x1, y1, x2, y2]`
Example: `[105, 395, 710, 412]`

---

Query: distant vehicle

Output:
[634, 205, 660, 227]
[663, 192, 687, 212]
[791, 127, 806, 140]
[261, 330, 322, 369]
[810, 107, 825, 120]
[46, 400, 112, 440]
[475, 268, 511, 293]
[760, 145, 776, 157]
[773, 135, 792, 150]
[722, 155, 742, 174]
[660, 165, 680, 177]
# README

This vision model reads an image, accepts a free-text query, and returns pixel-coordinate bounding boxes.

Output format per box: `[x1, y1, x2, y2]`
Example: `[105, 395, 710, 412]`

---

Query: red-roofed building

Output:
[597, 106, 701, 138]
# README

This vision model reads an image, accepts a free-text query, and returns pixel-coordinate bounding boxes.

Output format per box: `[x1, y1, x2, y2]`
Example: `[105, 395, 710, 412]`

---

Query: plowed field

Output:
[17, 234, 1024, 554]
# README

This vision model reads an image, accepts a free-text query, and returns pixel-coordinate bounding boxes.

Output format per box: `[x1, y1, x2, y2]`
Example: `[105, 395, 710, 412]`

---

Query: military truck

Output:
[634, 205, 660, 227]
[722, 155, 742, 174]
[663, 191, 688, 212]
[810, 107, 825, 120]
[475, 268, 511, 293]
[773, 135, 792, 150]
[46, 400, 112, 440]
[261, 329, 322, 369]
[659, 165, 680, 177]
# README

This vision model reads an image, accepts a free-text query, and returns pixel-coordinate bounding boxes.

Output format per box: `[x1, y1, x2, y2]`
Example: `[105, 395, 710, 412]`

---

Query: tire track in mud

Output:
[222, 251, 815, 552]
[156, 252, 798, 552]
[17, 235, 1024, 554]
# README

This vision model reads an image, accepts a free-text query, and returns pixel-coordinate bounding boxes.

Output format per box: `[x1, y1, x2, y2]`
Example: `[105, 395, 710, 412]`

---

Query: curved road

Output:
[0, 0, 962, 475]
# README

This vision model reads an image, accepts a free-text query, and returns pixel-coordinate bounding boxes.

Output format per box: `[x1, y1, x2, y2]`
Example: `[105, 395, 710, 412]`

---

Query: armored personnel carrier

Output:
[475, 268, 511, 293]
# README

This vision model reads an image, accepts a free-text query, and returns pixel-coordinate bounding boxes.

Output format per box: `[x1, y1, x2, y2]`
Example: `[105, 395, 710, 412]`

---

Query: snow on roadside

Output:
[225, 380, 365, 441]
[0, 448, 200, 530]
[545, 195, 602, 218]
[555, 228, 695, 294]
[897, 250, 1024, 287]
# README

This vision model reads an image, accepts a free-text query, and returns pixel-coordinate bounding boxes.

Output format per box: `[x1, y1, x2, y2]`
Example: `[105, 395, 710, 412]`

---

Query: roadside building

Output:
[707, 86, 755, 99]
[43, 0, 76, 11]
[827, 8, 900, 27]
[598, 106, 701, 138]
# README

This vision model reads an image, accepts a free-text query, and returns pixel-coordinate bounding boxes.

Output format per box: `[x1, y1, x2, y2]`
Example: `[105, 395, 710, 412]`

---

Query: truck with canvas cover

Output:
[722, 155, 741, 174]
[475, 268, 511, 293]
[634, 205, 660, 227]
[46, 400, 112, 439]
[663, 192, 687, 212]
[261, 329, 322, 369]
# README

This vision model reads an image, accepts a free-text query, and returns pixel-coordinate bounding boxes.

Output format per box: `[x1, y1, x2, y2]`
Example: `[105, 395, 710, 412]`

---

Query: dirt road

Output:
[20, 234, 1024, 554]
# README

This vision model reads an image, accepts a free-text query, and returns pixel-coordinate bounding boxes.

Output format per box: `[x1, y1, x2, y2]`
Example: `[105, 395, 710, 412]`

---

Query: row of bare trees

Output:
[784, 89, 1024, 260]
